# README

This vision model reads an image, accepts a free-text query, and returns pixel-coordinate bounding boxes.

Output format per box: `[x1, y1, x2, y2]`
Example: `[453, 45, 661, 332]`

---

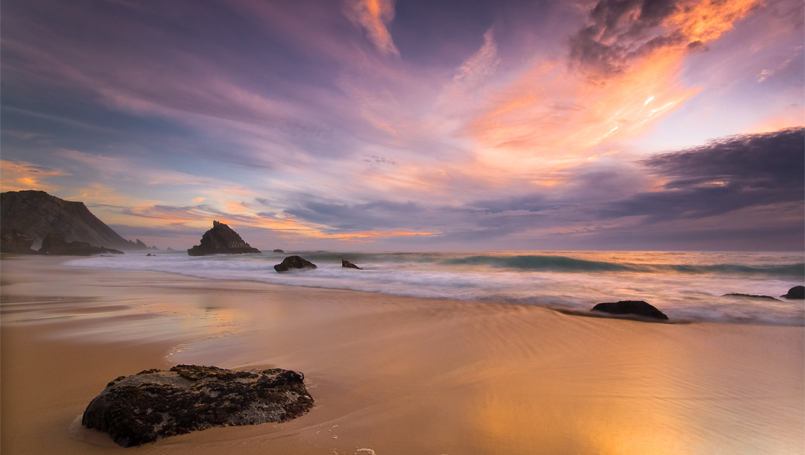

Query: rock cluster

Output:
[274, 256, 317, 272]
[187, 221, 260, 256]
[39, 233, 123, 256]
[82, 365, 314, 447]
[591, 300, 668, 320]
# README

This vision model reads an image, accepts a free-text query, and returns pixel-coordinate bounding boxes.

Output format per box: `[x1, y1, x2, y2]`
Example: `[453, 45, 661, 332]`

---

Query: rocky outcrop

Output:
[82, 365, 314, 447]
[273, 249, 285, 253]
[187, 221, 260, 256]
[1, 228, 37, 254]
[342, 259, 362, 269]
[781, 286, 804, 300]
[1, 190, 136, 250]
[274, 256, 317, 272]
[39, 232, 123, 256]
[723, 293, 779, 301]
[591, 300, 668, 321]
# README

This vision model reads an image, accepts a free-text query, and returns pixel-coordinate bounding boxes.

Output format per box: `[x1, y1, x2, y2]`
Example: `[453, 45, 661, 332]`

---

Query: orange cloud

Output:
[0, 160, 64, 192]
[345, 0, 399, 56]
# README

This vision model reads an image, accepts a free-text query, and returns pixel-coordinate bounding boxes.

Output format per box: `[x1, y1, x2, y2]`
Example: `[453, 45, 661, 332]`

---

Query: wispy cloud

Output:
[344, 0, 400, 57]
[0, 160, 65, 193]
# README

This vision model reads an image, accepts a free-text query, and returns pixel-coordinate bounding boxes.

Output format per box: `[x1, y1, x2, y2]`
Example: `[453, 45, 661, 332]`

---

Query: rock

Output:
[1, 227, 37, 254]
[1, 190, 136, 250]
[342, 259, 362, 270]
[39, 232, 123, 256]
[274, 256, 317, 272]
[273, 249, 285, 253]
[82, 365, 314, 447]
[166, 247, 175, 251]
[723, 293, 779, 301]
[591, 300, 668, 320]
[781, 286, 804, 300]
[187, 221, 261, 256]
[146, 253, 152, 257]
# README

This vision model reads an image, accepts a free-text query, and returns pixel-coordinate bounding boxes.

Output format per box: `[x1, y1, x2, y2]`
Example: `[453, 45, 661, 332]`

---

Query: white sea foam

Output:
[65, 250, 805, 326]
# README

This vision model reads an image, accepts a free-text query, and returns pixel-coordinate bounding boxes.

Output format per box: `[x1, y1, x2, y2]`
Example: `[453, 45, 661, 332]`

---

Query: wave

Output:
[440, 255, 634, 272]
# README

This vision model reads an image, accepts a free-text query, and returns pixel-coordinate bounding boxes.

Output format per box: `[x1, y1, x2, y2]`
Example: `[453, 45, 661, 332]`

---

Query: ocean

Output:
[66, 250, 804, 326]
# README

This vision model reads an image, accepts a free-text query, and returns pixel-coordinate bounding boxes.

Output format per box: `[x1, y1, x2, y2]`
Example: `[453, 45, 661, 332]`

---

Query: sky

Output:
[1, 0, 803, 251]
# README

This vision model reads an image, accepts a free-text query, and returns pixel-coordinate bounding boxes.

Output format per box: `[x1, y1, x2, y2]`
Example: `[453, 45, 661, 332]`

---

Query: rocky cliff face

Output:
[0, 190, 142, 250]
[187, 221, 260, 256]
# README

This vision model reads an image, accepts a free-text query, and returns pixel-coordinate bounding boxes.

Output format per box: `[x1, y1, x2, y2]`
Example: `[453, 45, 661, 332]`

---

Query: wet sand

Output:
[1, 255, 803, 455]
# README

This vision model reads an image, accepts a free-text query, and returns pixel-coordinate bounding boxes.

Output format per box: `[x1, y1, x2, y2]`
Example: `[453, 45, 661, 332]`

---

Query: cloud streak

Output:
[345, 0, 400, 56]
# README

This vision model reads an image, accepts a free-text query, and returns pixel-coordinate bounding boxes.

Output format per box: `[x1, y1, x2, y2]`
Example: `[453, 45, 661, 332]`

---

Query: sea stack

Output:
[187, 221, 260, 256]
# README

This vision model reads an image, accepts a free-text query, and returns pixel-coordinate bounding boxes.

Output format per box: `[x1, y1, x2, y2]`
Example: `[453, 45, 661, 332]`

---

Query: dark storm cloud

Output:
[568, 0, 698, 77]
[602, 128, 805, 221]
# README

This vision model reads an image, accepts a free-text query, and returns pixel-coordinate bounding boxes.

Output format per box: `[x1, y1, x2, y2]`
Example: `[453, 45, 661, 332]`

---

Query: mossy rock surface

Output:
[82, 365, 313, 447]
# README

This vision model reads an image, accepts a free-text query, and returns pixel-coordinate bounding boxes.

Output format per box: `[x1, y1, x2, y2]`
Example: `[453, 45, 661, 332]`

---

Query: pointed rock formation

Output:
[342, 259, 362, 269]
[274, 256, 317, 272]
[187, 221, 260, 256]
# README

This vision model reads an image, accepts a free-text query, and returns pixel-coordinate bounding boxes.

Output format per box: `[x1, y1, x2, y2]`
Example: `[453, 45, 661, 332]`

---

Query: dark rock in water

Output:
[781, 286, 804, 300]
[342, 259, 362, 270]
[166, 247, 175, 251]
[1, 190, 136, 250]
[187, 221, 260, 256]
[1, 228, 37, 254]
[723, 293, 779, 301]
[82, 365, 314, 447]
[146, 253, 153, 257]
[591, 300, 668, 320]
[39, 233, 123, 256]
[274, 256, 317, 272]
[273, 249, 285, 253]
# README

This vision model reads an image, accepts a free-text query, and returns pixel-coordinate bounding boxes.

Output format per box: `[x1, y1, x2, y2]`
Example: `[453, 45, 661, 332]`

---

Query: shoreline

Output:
[2, 255, 803, 454]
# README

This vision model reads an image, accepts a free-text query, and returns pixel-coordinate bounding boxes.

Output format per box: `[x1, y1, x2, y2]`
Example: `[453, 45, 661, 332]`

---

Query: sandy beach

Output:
[1, 255, 803, 455]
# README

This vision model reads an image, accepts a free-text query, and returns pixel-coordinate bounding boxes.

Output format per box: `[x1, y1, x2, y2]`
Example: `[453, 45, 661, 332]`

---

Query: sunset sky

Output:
[2, 0, 803, 251]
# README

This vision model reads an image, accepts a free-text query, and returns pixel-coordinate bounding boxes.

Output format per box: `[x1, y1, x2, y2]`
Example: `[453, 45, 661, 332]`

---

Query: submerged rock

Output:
[273, 249, 285, 253]
[39, 232, 123, 256]
[781, 286, 804, 300]
[274, 256, 317, 272]
[591, 300, 669, 321]
[187, 221, 260, 256]
[341, 259, 362, 270]
[723, 293, 779, 301]
[82, 365, 314, 447]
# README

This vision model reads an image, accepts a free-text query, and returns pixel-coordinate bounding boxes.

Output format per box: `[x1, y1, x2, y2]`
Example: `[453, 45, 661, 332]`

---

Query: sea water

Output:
[66, 250, 804, 326]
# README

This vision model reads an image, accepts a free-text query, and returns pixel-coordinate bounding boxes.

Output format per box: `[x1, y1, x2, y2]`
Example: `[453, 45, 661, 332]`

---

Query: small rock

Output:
[146, 253, 152, 257]
[723, 293, 779, 301]
[273, 249, 285, 253]
[591, 300, 668, 320]
[274, 256, 317, 272]
[82, 365, 314, 447]
[781, 286, 804, 300]
[342, 259, 362, 269]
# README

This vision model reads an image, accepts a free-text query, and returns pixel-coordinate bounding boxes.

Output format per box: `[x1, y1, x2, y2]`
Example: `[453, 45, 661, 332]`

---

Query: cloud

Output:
[602, 128, 805, 221]
[0, 159, 65, 192]
[344, 0, 400, 57]
[569, 0, 763, 79]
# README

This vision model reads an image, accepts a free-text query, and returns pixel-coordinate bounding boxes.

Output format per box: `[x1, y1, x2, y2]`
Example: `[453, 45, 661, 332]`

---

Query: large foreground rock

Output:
[187, 221, 260, 256]
[82, 365, 314, 447]
[274, 256, 317, 272]
[591, 300, 669, 321]
[39, 233, 123, 256]
[781, 286, 804, 299]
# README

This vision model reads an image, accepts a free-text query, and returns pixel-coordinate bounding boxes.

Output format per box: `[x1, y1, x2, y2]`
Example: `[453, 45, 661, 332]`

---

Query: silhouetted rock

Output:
[187, 221, 260, 256]
[723, 293, 779, 301]
[273, 249, 285, 253]
[39, 232, 123, 256]
[342, 259, 362, 269]
[274, 256, 317, 272]
[591, 300, 668, 320]
[1, 228, 37, 254]
[146, 253, 152, 257]
[1, 190, 134, 250]
[166, 247, 175, 251]
[781, 286, 804, 300]
[82, 365, 314, 447]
